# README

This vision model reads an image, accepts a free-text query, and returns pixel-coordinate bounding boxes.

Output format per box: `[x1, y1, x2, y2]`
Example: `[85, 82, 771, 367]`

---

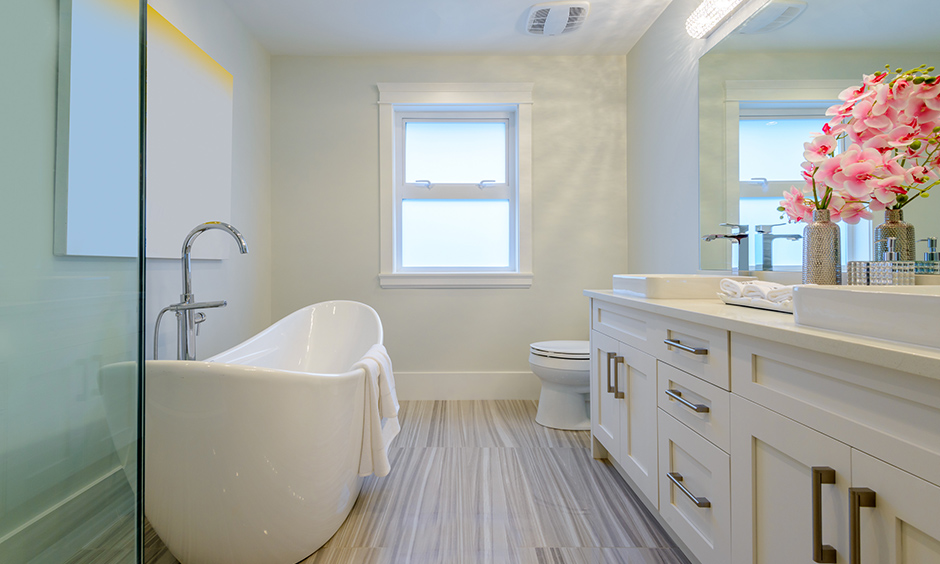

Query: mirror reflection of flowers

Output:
[780, 65, 939, 223]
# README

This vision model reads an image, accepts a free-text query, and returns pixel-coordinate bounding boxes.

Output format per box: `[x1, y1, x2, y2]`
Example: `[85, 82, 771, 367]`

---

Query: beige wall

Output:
[145, 0, 272, 360]
[626, 0, 769, 274]
[270, 55, 628, 376]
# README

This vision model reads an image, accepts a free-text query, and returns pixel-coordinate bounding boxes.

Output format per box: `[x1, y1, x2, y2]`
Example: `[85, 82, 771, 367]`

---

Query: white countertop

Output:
[584, 289, 940, 380]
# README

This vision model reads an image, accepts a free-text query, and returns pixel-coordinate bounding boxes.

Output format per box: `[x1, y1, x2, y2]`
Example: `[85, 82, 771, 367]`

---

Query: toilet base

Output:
[535, 384, 590, 431]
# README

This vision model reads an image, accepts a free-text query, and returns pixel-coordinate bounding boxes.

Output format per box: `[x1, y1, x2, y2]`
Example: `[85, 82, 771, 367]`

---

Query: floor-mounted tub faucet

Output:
[154, 222, 249, 360]
[702, 223, 749, 274]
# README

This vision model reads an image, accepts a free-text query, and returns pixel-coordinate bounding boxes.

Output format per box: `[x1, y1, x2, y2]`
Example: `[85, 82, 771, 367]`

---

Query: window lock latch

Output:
[478, 180, 497, 190]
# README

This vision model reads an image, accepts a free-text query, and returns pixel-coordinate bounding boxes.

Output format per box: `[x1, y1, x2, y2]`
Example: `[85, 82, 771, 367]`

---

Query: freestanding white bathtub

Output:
[145, 301, 383, 564]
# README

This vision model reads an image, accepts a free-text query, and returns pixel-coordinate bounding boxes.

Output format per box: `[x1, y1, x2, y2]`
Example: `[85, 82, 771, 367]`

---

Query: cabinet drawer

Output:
[654, 316, 730, 390]
[732, 332, 940, 489]
[658, 409, 731, 564]
[591, 300, 657, 356]
[658, 361, 730, 453]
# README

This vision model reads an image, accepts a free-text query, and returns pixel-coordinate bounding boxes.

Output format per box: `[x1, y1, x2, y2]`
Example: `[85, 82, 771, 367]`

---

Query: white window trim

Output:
[377, 83, 534, 289]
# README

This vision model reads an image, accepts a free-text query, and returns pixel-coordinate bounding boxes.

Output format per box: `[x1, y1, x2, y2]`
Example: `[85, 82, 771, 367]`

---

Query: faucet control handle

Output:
[720, 222, 748, 234]
[194, 312, 207, 336]
[756, 223, 785, 234]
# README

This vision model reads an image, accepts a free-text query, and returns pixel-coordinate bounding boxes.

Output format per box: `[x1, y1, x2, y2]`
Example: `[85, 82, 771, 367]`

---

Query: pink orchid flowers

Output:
[781, 65, 940, 224]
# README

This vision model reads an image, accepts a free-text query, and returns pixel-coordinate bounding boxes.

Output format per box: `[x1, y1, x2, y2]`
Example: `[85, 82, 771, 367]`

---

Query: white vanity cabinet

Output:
[591, 297, 733, 564]
[730, 332, 940, 564]
[586, 291, 940, 564]
[589, 327, 658, 504]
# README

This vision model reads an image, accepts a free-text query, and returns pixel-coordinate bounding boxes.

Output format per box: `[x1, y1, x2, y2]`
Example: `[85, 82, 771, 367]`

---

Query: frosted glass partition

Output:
[0, 0, 143, 562]
[401, 199, 510, 268]
[405, 121, 507, 183]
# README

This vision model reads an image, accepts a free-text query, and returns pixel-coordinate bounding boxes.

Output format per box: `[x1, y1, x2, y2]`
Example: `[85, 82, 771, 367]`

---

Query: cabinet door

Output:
[616, 341, 659, 506]
[852, 450, 940, 564]
[731, 395, 851, 564]
[591, 330, 620, 461]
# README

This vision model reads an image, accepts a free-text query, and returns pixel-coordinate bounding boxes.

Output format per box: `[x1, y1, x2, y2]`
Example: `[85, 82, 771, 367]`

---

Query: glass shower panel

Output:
[0, 0, 143, 563]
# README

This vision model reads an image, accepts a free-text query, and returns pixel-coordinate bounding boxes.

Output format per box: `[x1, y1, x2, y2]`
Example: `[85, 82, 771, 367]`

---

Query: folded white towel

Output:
[741, 280, 785, 300]
[719, 278, 746, 297]
[764, 286, 793, 303]
[355, 344, 400, 478]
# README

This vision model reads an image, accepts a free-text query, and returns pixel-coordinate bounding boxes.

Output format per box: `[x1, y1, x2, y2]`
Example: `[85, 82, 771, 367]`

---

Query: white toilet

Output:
[529, 340, 591, 430]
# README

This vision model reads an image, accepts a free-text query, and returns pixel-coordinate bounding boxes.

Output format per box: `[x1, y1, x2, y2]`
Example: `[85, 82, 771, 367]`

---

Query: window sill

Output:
[379, 272, 533, 289]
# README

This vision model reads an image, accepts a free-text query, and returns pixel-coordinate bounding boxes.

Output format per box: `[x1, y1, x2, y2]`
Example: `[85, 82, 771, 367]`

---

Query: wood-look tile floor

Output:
[146, 400, 689, 564]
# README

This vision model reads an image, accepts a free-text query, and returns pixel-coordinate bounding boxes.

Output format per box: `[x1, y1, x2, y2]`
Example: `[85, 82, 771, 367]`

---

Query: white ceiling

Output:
[216, 0, 674, 56]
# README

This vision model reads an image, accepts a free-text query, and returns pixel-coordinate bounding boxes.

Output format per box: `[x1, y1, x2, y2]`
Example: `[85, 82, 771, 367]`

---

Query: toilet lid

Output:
[530, 340, 590, 360]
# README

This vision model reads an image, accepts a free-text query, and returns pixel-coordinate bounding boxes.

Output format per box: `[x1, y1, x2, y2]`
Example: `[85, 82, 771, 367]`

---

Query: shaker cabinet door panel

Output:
[852, 450, 940, 564]
[731, 395, 851, 564]
[591, 330, 621, 461]
[617, 342, 659, 506]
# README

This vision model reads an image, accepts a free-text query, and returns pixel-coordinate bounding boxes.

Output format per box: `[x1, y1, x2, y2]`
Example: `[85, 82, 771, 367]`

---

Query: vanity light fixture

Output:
[685, 0, 749, 39]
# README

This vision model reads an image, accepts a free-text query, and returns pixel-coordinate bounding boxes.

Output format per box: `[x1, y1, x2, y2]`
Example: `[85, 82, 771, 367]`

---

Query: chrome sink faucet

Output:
[703, 223, 749, 274]
[755, 224, 802, 271]
[154, 222, 249, 360]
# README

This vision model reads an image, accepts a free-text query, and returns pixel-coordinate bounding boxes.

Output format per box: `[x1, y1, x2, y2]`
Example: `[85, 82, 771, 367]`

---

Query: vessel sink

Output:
[793, 285, 940, 349]
[612, 274, 756, 299]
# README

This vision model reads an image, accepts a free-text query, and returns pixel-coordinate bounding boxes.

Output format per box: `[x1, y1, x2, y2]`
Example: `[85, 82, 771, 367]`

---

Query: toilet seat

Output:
[529, 340, 590, 360]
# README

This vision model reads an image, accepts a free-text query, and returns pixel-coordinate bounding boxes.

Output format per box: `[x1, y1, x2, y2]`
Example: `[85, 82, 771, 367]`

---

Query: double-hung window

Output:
[378, 84, 533, 288]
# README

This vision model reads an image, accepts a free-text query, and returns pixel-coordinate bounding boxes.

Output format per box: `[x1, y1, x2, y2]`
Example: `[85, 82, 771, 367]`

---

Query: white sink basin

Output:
[613, 274, 756, 299]
[793, 285, 940, 349]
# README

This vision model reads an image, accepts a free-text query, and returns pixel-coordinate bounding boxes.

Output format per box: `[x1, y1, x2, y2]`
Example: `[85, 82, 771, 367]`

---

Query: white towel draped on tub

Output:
[354, 344, 400, 478]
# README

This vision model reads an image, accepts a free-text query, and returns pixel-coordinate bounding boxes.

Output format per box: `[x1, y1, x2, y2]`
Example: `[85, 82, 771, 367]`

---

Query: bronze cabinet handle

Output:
[606, 352, 616, 393]
[613, 356, 625, 399]
[663, 338, 708, 355]
[812, 466, 838, 563]
[849, 487, 876, 564]
[665, 389, 710, 413]
[666, 472, 711, 508]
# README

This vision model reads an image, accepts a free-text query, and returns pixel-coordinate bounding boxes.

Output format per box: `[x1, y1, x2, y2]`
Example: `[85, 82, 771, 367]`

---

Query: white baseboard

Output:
[395, 371, 541, 400]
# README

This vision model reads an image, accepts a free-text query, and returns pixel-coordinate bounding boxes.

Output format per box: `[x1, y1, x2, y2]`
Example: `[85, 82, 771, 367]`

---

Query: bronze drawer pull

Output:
[849, 487, 876, 564]
[665, 389, 710, 413]
[613, 356, 625, 399]
[663, 338, 708, 355]
[812, 466, 837, 563]
[606, 352, 616, 393]
[666, 472, 711, 508]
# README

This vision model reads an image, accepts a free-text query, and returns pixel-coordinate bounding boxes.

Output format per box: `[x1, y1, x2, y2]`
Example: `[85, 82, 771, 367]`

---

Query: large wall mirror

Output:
[699, 0, 940, 271]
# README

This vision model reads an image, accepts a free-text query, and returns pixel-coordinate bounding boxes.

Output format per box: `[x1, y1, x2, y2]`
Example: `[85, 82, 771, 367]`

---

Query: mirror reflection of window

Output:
[737, 106, 871, 269]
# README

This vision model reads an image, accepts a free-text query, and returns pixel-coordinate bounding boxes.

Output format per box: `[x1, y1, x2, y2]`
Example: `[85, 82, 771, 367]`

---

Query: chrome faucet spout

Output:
[181, 222, 249, 302]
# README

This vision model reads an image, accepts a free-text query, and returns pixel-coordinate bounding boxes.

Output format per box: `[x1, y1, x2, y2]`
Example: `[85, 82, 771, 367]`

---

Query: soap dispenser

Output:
[871, 237, 916, 285]
[915, 237, 940, 274]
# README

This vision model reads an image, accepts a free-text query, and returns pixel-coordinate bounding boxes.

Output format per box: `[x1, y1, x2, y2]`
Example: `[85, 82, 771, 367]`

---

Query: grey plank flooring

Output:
[145, 400, 689, 564]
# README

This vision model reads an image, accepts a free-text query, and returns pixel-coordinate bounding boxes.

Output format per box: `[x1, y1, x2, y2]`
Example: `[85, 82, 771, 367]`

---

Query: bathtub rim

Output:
[206, 300, 384, 366]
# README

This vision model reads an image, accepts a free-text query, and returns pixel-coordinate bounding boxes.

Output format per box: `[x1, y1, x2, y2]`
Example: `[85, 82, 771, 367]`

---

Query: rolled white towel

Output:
[741, 280, 785, 300]
[719, 278, 746, 297]
[765, 285, 793, 303]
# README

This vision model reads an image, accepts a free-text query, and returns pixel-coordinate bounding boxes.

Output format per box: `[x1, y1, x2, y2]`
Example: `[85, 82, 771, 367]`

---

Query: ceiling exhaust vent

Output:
[737, 0, 807, 34]
[526, 2, 590, 36]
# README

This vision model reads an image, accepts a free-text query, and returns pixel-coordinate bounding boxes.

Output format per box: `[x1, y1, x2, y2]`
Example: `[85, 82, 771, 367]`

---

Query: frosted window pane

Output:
[740, 118, 829, 181]
[405, 122, 506, 184]
[402, 200, 509, 267]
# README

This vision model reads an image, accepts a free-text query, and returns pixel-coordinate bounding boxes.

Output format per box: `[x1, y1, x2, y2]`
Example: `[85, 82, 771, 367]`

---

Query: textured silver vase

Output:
[803, 209, 841, 285]
[874, 208, 915, 261]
